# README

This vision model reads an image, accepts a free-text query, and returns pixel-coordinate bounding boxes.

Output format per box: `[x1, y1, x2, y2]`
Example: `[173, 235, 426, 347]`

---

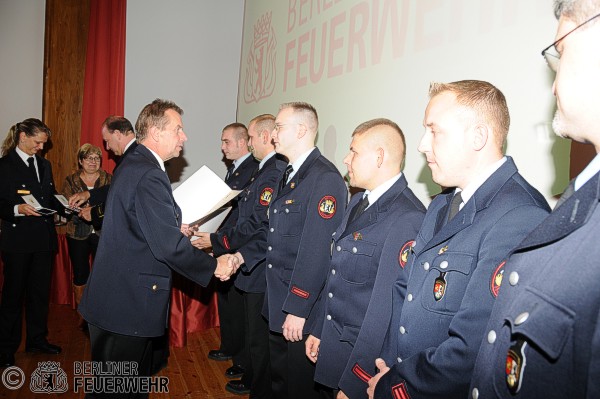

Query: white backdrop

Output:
[237, 0, 570, 205]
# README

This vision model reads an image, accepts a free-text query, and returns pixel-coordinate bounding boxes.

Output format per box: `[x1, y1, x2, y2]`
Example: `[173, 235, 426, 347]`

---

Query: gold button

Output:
[152, 284, 158, 291]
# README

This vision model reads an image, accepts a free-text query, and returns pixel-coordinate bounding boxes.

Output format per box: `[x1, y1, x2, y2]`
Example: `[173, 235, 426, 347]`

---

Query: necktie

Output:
[225, 164, 235, 182]
[348, 194, 369, 224]
[554, 179, 575, 209]
[279, 165, 293, 191]
[27, 157, 39, 182]
[447, 191, 462, 222]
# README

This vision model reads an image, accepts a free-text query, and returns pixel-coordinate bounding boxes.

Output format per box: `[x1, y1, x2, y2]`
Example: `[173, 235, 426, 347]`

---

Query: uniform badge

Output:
[433, 272, 447, 301]
[399, 240, 415, 268]
[259, 187, 274, 206]
[318, 196, 337, 219]
[290, 182, 296, 189]
[285, 199, 295, 204]
[17, 189, 30, 195]
[353, 232, 363, 241]
[438, 245, 448, 255]
[490, 260, 506, 298]
[506, 339, 527, 394]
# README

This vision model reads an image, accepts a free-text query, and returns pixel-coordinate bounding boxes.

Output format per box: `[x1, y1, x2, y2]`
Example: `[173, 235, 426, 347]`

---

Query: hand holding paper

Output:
[18, 203, 42, 216]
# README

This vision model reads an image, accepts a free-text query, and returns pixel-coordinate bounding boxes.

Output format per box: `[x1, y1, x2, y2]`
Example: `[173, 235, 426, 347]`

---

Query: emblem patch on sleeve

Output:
[490, 260, 506, 297]
[399, 240, 415, 268]
[351, 363, 372, 383]
[318, 196, 337, 219]
[259, 187, 274, 206]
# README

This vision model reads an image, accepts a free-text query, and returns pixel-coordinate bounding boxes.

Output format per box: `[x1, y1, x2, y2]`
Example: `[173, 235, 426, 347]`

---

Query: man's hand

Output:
[78, 206, 92, 221]
[69, 191, 90, 207]
[192, 231, 211, 249]
[367, 358, 390, 399]
[214, 254, 239, 281]
[180, 223, 192, 237]
[305, 334, 320, 363]
[282, 314, 306, 342]
[18, 204, 41, 216]
[337, 390, 349, 399]
[232, 252, 244, 272]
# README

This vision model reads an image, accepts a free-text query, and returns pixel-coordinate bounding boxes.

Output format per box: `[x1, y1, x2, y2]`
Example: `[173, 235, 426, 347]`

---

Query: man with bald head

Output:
[305, 118, 426, 399]
[266, 102, 347, 399]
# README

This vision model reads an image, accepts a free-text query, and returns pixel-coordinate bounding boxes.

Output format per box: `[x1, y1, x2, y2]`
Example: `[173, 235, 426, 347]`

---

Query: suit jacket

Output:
[264, 148, 347, 333]
[469, 172, 600, 399]
[88, 141, 138, 206]
[375, 157, 551, 399]
[210, 154, 286, 293]
[312, 175, 426, 398]
[0, 150, 61, 253]
[79, 144, 217, 337]
[216, 154, 260, 241]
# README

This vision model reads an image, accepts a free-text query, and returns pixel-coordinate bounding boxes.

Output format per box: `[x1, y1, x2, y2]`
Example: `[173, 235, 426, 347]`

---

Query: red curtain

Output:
[80, 0, 127, 174]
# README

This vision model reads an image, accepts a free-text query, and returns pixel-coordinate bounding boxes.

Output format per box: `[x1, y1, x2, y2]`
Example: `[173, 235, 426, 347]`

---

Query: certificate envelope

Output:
[21, 194, 56, 215]
[173, 165, 241, 231]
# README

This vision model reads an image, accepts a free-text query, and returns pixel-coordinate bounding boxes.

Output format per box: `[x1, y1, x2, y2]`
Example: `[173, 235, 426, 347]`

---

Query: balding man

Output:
[367, 81, 551, 399]
[305, 119, 426, 399]
[266, 102, 347, 399]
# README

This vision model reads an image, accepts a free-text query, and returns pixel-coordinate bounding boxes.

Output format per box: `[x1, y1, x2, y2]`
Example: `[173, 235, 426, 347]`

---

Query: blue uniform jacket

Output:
[469, 172, 600, 399]
[79, 145, 217, 337]
[312, 175, 426, 398]
[375, 157, 550, 399]
[209, 154, 286, 293]
[264, 148, 347, 333]
[0, 150, 63, 253]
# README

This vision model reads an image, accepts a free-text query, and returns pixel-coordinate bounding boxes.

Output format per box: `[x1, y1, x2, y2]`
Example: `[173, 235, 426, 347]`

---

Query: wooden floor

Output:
[0, 304, 246, 398]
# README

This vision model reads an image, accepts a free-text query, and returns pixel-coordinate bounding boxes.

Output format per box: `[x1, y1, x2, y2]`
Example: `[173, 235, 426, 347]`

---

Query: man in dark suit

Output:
[78, 99, 237, 395]
[265, 102, 347, 399]
[469, 2, 600, 398]
[0, 118, 64, 368]
[305, 118, 426, 399]
[367, 81, 551, 399]
[204, 123, 259, 380]
[68, 116, 137, 225]
[196, 114, 286, 397]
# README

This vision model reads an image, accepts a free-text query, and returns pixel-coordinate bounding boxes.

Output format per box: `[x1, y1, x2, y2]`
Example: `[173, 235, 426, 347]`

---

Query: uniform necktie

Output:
[447, 191, 462, 222]
[27, 157, 39, 182]
[348, 194, 369, 224]
[554, 179, 575, 209]
[225, 164, 235, 181]
[279, 165, 293, 191]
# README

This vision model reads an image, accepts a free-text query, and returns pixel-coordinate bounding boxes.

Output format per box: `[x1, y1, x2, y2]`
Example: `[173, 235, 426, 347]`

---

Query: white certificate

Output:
[173, 165, 241, 231]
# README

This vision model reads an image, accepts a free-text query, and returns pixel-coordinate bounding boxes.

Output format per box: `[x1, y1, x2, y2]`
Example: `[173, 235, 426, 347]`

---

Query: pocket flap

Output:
[339, 324, 361, 344]
[137, 273, 170, 291]
[505, 288, 574, 360]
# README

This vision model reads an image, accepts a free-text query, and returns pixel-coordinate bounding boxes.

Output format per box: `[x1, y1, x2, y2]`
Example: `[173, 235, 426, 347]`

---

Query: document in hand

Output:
[173, 165, 241, 232]
[21, 194, 56, 215]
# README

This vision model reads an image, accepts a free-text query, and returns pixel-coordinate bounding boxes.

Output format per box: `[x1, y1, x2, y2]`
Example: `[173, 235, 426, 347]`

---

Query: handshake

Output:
[214, 253, 244, 282]
[179, 224, 245, 282]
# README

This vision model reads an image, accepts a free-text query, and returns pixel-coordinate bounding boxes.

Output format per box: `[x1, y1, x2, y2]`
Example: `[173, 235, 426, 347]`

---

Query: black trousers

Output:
[66, 234, 99, 286]
[0, 251, 53, 354]
[88, 324, 168, 399]
[269, 331, 321, 399]
[240, 291, 271, 398]
[216, 281, 248, 366]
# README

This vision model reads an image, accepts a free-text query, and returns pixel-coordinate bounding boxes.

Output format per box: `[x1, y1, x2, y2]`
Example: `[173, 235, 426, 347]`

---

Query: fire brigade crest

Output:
[30, 361, 68, 393]
[244, 12, 277, 104]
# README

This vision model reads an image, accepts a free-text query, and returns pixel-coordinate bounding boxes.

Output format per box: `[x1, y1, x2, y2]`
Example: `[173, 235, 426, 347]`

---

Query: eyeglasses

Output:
[273, 123, 301, 132]
[541, 12, 600, 72]
[83, 156, 101, 162]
